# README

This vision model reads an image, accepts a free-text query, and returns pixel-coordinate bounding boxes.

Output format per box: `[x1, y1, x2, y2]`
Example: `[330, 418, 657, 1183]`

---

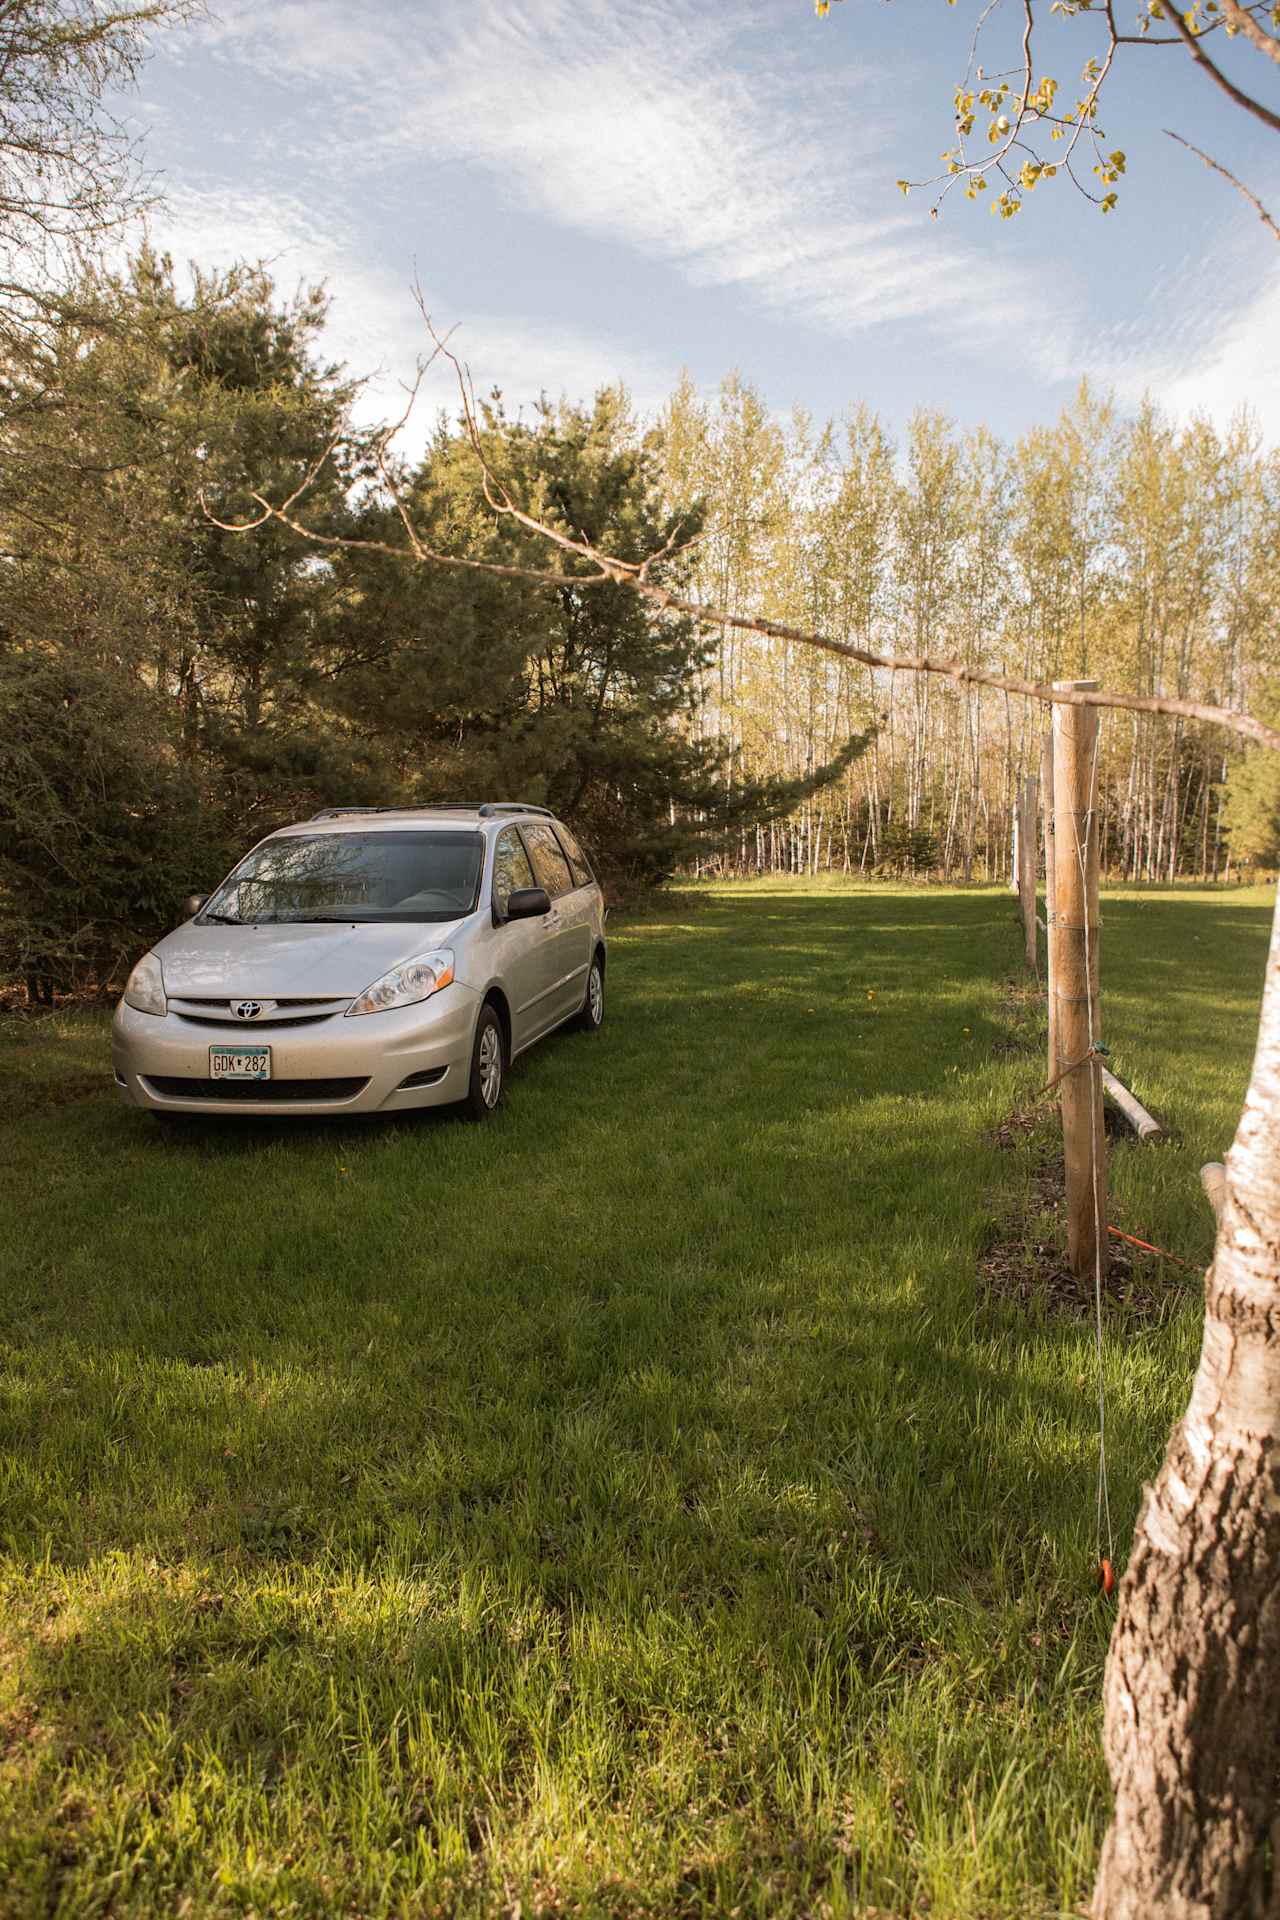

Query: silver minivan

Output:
[111, 803, 607, 1120]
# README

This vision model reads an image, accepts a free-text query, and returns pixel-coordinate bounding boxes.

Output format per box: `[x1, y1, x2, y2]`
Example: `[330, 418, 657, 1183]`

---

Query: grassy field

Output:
[0, 879, 1271, 1919]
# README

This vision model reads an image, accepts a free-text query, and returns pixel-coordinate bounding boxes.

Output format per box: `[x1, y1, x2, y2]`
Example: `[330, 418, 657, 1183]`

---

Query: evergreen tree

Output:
[0, 253, 373, 984]
[321, 390, 870, 883]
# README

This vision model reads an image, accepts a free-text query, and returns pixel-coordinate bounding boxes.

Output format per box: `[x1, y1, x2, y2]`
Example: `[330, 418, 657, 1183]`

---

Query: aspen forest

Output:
[660, 375, 1280, 884]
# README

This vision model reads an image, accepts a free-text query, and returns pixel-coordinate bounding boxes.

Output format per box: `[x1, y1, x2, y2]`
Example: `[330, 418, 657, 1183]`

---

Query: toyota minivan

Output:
[111, 803, 607, 1121]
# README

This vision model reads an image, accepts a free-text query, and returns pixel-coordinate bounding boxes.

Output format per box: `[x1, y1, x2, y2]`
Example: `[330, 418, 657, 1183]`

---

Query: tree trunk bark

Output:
[1093, 878, 1280, 1920]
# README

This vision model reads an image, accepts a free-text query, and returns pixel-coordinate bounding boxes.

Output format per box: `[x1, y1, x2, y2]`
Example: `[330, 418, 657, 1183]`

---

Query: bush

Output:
[877, 822, 938, 875]
[0, 652, 214, 995]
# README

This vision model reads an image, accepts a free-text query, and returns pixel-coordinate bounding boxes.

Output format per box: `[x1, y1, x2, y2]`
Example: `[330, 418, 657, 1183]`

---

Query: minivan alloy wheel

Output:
[460, 1004, 506, 1122]
[578, 956, 604, 1032]
[478, 1020, 502, 1107]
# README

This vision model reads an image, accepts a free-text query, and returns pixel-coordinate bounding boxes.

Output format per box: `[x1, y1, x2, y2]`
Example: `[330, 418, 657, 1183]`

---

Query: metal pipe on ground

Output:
[1101, 1068, 1164, 1142]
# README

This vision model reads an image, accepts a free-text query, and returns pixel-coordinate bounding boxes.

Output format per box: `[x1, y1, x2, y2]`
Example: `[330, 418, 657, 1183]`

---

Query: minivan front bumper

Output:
[111, 983, 482, 1116]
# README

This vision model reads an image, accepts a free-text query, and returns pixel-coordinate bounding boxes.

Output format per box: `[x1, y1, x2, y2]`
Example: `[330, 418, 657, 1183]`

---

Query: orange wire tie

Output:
[1105, 1224, 1199, 1271]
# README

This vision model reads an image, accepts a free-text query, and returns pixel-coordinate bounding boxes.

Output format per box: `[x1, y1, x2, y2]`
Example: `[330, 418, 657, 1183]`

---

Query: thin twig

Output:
[1164, 129, 1280, 241]
[199, 495, 607, 589]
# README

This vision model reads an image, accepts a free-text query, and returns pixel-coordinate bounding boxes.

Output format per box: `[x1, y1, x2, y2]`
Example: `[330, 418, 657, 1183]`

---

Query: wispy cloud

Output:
[196, 0, 1039, 344]
[149, 184, 678, 456]
[1126, 274, 1280, 443]
[1064, 205, 1280, 442]
[171, 0, 1280, 442]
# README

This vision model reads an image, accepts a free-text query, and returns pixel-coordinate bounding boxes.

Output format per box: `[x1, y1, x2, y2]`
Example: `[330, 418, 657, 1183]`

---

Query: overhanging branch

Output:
[1165, 128, 1280, 241]
[212, 307, 1280, 761]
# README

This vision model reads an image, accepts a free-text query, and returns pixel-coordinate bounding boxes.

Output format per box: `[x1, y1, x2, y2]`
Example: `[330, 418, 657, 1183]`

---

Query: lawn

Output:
[0, 879, 1271, 1919]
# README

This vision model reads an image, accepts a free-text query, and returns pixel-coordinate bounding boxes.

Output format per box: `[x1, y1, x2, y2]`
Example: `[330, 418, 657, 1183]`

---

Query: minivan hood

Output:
[152, 918, 466, 999]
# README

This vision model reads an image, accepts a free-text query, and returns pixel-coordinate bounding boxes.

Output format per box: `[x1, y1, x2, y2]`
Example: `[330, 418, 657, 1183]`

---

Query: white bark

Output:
[1094, 881, 1280, 1919]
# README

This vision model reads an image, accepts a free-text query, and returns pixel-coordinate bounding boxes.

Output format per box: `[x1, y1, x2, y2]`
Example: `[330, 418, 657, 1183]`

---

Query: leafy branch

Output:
[817, 0, 1280, 225]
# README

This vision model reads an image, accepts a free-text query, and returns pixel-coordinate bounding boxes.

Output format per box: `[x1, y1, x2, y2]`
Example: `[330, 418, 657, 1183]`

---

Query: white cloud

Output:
[147, 185, 678, 457]
[170, 0, 1280, 443]
[1062, 202, 1280, 442]
[194, 0, 1039, 345]
[1136, 275, 1280, 443]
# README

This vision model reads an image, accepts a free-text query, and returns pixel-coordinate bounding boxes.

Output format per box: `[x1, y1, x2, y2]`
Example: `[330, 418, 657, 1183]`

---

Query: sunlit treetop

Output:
[814, 0, 1280, 226]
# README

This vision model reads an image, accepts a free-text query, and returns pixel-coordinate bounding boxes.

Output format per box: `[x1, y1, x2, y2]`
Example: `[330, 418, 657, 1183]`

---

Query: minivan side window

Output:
[553, 823, 593, 890]
[522, 823, 573, 899]
[493, 828, 536, 915]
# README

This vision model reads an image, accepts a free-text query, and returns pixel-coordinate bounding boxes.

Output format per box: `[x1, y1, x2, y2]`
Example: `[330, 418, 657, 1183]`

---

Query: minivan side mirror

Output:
[505, 886, 551, 921]
[183, 894, 208, 920]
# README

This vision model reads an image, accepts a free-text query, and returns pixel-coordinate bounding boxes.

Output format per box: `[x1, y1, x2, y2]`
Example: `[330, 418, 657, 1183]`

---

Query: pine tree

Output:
[319, 389, 869, 883]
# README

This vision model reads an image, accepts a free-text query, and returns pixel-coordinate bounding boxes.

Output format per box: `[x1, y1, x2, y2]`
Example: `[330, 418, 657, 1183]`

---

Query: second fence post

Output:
[1051, 681, 1108, 1282]
[1041, 731, 1057, 1080]
[1019, 772, 1038, 972]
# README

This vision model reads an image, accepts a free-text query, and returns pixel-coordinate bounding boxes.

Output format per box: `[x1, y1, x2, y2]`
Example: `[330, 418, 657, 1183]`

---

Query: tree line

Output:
[5, 250, 1277, 993]
[661, 373, 1280, 885]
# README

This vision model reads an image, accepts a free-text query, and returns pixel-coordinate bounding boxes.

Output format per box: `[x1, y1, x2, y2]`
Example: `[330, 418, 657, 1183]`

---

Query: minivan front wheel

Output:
[577, 955, 604, 1033]
[461, 1005, 505, 1121]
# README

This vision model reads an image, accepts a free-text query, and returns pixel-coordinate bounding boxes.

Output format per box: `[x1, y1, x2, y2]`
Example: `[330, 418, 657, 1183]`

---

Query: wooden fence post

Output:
[1051, 681, 1108, 1282]
[1041, 732, 1057, 1079]
[1019, 772, 1038, 971]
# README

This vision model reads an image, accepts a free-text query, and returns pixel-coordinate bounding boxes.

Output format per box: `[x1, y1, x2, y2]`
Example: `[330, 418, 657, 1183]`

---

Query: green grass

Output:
[0, 879, 1270, 1919]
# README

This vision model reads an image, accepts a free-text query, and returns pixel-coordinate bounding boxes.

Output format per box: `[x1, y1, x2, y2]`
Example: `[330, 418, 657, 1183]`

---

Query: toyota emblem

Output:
[233, 1000, 262, 1020]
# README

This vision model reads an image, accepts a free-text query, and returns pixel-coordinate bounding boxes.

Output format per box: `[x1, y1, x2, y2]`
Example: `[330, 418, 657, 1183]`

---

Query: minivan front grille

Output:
[143, 1075, 369, 1104]
[168, 996, 350, 1028]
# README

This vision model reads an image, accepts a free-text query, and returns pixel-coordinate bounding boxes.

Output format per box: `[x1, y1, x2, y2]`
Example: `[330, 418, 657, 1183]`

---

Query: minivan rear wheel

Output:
[460, 1004, 505, 1121]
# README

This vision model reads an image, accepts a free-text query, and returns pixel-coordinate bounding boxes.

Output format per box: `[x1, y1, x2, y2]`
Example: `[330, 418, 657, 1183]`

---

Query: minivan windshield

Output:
[200, 831, 484, 925]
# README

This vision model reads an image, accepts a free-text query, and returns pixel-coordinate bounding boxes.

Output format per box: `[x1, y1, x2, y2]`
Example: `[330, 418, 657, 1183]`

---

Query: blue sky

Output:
[122, 0, 1280, 453]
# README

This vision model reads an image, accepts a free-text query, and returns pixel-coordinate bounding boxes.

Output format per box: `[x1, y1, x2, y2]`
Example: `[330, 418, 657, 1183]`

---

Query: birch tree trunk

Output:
[1093, 879, 1280, 1920]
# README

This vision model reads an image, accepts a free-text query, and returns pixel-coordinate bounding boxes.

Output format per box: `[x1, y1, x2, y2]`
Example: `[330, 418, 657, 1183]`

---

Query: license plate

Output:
[209, 1045, 272, 1080]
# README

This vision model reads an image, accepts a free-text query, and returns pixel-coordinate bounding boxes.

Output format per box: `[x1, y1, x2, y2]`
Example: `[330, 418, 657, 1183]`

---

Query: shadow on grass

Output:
[8, 884, 1251, 1554]
[2, 891, 1159, 1608]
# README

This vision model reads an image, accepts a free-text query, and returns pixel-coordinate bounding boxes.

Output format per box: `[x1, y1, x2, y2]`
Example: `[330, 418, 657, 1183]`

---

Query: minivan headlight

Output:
[346, 950, 454, 1017]
[124, 951, 167, 1017]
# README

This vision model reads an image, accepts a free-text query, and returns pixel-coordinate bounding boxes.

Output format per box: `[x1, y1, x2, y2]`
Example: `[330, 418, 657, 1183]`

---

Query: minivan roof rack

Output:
[476, 802, 554, 818]
[309, 804, 482, 821]
[309, 801, 555, 822]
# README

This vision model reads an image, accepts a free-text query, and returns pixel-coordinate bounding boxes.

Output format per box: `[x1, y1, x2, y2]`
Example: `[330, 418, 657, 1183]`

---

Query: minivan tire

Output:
[460, 1004, 505, 1121]
[577, 954, 605, 1033]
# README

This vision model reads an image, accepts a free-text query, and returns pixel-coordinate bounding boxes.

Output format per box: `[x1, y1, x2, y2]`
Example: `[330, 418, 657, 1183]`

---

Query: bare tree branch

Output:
[1221, 0, 1280, 67]
[1152, 0, 1280, 135]
[218, 310, 1280, 760]
[199, 487, 614, 591]
[0, 0, 204, 340]
[1165, 127, 1280, 239]
[629, 584, 1280, 754]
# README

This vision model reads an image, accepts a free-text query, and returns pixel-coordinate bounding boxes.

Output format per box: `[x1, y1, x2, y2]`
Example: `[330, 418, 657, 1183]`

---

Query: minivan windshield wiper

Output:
[199, 912, 244, 925]
[269, 912, 462, 924]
